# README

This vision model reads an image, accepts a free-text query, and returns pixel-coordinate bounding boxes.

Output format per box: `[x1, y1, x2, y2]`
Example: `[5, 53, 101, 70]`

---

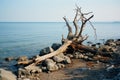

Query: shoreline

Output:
[0, 38, 120, 80]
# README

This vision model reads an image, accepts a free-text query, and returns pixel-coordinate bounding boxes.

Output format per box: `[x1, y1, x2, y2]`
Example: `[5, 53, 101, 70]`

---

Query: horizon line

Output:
[0, 21, 120, 23]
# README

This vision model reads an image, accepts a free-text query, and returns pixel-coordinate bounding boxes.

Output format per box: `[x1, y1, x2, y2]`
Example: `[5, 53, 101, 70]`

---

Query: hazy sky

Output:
[0, 0, 120, 22]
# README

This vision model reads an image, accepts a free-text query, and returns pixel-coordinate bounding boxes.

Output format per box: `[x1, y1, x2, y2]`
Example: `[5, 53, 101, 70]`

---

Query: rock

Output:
[53, 53, 65, 63]
[73, 52, 79, 59]
[63, 56, 71, 64]
[0, 68, 17, 80]
[17, 56, 28, 62]
[18, 68, 30, 78]
[106, 39, 114, 43]
[99, 45, 116, 52]
[106, 65, 114, 71]
[57, 63, 65, 69]
[5, 57, 15, 61]
[40, 47, 54, 56]
[115, 40, 120, 45]
[78, 53, 84, 59]
[18, 78, 30, 80]
[30, 68, 42, 74]
[45, 59, 58, 71]
[51, 43, 61, 50]
[53, 55, 64, 63]
[53, 53, 71, 64]
[66, 54, 74, 58]
[41, 67, 48, 72]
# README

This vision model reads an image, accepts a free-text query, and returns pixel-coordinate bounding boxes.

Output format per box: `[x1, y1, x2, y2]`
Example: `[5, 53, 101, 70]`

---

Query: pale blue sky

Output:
[0, 0, 120, 22]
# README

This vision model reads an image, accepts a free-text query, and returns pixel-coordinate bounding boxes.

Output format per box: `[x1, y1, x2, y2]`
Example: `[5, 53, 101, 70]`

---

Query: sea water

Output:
[0, 22, 120, 59]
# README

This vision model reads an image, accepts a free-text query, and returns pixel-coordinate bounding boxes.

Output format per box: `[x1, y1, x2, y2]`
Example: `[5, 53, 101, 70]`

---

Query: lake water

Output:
[0, 22, 120, 59]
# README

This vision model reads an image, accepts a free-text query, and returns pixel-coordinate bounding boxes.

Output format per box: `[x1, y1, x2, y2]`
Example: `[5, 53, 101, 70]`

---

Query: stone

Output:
[66, 54, 74, 58]
[53, 53, 65, 63]
[0, 68, 17, 80]
[53, 56, 64, 63]
[40, 47, 54, 56]
[45, 59, 58, 71]
[51, 43, 61, 50]
[5, 57, 15, 61]
[99, 45, 114, 52]
[57, 63, 65, 69]
[17, 56, 28, 62]
[41, 67, 48, 72]
[106, 39, 114, 43]
[18, 68, 30, 78]
[30, 67, 42, 73]
[78, 54, 84, 59]
[73, 52, 79, 59]
[63, 56, 71, 64]
[115, 40, 120, 45]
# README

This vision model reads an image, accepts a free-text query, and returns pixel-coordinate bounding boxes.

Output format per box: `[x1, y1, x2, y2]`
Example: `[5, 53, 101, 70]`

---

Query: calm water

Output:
[0, 22, 120, 59]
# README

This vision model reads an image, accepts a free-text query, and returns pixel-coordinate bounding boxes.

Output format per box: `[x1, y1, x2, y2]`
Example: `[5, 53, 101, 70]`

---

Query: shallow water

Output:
[0, 22, 120, 59]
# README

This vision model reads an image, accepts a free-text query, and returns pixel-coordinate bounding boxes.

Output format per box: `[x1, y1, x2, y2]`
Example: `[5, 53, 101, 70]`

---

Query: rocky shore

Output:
[0, 39, 120, 80]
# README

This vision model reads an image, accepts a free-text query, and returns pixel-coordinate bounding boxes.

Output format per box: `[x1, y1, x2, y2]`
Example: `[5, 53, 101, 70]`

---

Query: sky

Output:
[0, 0, 120, 22]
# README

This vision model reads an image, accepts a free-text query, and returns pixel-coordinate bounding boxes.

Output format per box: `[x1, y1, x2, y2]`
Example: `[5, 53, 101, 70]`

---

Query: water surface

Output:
[0, 22, 120, 59]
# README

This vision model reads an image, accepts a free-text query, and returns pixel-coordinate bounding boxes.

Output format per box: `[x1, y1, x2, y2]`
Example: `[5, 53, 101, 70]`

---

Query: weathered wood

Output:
[63, 17, 73, 40]
[25, 40, 72, 69]
[24, 6, 95, 69]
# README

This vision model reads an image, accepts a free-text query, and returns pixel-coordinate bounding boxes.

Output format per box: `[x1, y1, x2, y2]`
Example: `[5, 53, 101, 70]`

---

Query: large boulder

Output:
[44, 59, 58, 71]
[0, 68, 17, 80]
[40, 47, 54, 56]
[51, 43, 62, 50]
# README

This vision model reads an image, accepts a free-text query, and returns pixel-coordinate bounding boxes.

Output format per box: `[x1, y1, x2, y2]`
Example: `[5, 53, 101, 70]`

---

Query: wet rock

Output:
[51, 43, 61, 50]
[40, 47, 54, 56]
[0, 68, 17, 80]
[17, 56, 28, 62]
[5, 57, 15, 61]
[45, 59, 58, 71]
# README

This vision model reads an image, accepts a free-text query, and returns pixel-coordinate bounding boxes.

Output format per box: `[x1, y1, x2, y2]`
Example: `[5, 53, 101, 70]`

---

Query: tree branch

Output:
[63, 17, 73, 40]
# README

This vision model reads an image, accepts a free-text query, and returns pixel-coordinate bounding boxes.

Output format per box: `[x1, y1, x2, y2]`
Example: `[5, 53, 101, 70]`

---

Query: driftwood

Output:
[24, 6, 96, 69]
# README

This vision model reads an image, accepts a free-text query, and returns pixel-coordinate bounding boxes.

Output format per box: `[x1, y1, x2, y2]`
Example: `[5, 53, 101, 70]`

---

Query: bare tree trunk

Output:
[24, 6, 96, 69]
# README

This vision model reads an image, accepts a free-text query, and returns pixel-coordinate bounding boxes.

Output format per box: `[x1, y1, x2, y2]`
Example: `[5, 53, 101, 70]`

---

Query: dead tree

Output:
[24, 6, 96, 69]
